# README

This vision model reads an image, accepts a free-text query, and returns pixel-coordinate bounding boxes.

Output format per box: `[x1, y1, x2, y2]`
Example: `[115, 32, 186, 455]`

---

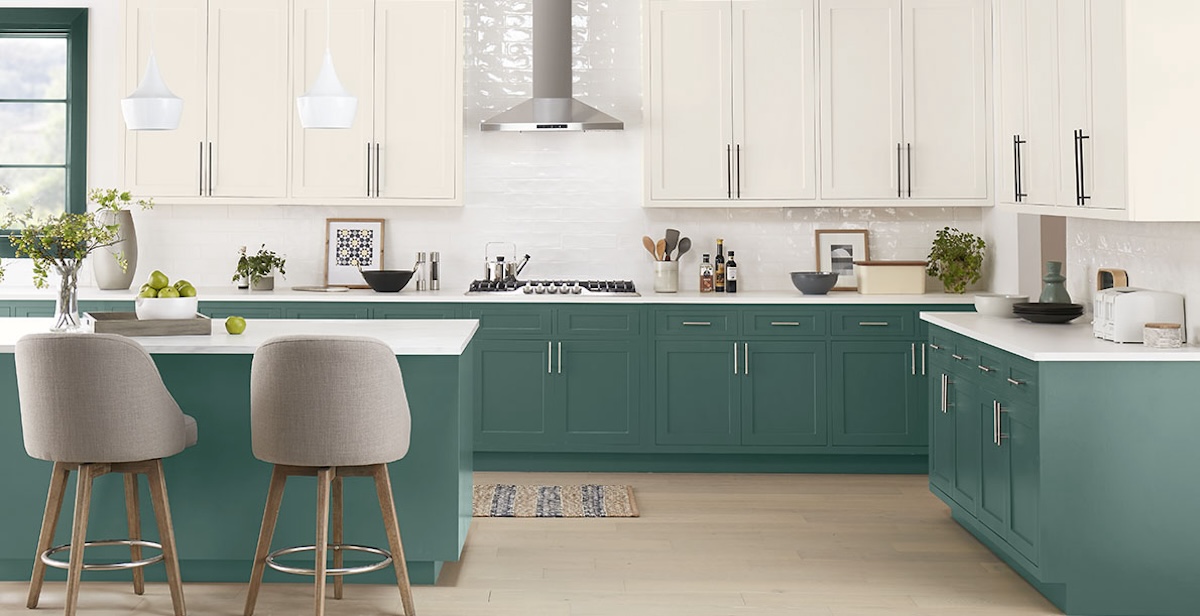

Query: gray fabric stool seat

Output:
[15, 333, 196, 616]
[245, 335, 415, 616]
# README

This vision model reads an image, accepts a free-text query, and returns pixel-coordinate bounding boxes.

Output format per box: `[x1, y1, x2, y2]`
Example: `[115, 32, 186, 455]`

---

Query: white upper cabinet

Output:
[123, 0, 462, 206]
[819, 0, 990, 203]
[646, 0, 817, 206]
[1000, 0, 1200, 221]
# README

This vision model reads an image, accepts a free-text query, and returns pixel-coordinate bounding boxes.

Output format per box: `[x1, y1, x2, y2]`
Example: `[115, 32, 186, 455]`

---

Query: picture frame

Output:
[815, 229, 870, 291]
[324, 218, 385, 288]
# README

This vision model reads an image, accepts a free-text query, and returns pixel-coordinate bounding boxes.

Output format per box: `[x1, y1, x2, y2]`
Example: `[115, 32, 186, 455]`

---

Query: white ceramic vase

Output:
[93, 209, 138, 290]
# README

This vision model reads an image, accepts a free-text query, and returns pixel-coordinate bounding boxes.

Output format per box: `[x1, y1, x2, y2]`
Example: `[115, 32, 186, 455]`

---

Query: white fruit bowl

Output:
[135, 296, 199, 320]
[974, 293, 1029, 318]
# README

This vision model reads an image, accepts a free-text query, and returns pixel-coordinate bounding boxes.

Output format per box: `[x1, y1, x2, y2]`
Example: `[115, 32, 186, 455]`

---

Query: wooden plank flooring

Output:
[0, 472, 1062, 615]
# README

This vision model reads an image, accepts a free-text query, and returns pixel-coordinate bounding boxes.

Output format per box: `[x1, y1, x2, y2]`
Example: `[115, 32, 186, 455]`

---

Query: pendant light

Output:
[121, 10, 183, 131]
[297, 0, 357, 129]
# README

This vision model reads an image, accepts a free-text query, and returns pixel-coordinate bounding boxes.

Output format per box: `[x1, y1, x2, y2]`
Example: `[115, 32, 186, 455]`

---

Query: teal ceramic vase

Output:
[1039, 261, 1071, 303]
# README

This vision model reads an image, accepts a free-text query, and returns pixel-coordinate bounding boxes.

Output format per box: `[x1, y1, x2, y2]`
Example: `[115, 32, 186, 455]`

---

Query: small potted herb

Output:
[233, 244, 286, 290]
[926, 227, 986, 294]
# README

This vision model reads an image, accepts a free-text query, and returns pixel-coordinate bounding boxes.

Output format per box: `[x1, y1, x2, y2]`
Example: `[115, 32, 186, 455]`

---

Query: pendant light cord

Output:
[325, 0, 331, 51]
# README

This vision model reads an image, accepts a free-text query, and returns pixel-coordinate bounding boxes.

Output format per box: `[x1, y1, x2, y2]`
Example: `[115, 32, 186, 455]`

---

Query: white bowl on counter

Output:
[974, 293, 1029, 318]
[135, 296, 199, 320]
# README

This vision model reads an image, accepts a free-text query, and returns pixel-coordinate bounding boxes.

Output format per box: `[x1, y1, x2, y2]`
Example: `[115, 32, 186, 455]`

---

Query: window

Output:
[0, 8, 87, 224]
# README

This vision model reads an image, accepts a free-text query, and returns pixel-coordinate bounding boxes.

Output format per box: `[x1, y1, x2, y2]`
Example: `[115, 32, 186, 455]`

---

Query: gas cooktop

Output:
[466, 279, 638, 296]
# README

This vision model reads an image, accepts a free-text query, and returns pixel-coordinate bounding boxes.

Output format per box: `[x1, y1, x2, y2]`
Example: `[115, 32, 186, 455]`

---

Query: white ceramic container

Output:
[974, 293, 1029, 318]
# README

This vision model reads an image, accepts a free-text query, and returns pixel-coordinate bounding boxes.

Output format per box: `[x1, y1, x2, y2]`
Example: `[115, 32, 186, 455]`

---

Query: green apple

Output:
[157, 286, 180, 298]
[174, 279, 193, 292]
[175, 281, 197, 297]
[225, 316, 246, 335]
[147, 270, 170, 290]
[137, 287, 157, 298]
[139, 283, 152, 294]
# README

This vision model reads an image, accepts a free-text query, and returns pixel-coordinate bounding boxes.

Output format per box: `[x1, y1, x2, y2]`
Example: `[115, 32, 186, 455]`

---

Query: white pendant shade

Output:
[121, 52, 183, 131]
[297, 49, 357, 129]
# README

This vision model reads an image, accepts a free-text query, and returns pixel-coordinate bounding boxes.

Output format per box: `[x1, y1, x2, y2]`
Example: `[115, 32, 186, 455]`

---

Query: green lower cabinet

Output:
[560, 339, 640, 446]
[474, 339, 555, 449]
[928, 356, 956, 495]
[10, 301, 53, 317]
[655, 340, 739, 446]
[830, 341, 924, 446]
[979, 390, 1039, 566]
[741, 341, 827, 446]
[198, 302, 283, 319]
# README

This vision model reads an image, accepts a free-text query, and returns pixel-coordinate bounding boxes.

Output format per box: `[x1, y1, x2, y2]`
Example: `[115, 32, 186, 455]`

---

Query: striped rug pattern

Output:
[472, 484, 639, 518]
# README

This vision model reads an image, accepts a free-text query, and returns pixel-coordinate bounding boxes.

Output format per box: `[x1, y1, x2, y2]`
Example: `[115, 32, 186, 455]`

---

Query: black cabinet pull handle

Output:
[906, 143, 912, 198]
[726, 144, 732, 199]
[366, 142, 372, 196]
[735, 144, 741, 199]
[199, 141, 205, 196]
[896, 143, 902, 198]
[1013, 135, 1027, 202]
[1078, 131, 1090, 205]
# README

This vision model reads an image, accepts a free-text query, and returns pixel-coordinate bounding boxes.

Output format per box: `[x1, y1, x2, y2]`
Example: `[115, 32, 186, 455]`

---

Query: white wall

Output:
[6, 0, 986, 293]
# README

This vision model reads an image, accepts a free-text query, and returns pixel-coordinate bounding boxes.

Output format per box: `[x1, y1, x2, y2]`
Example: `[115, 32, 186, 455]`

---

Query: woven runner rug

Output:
[473, 484, 639, 518]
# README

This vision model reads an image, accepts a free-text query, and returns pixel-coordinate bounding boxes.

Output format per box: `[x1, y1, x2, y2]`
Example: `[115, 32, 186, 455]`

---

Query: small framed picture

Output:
[815, 229, 870, 290]
[324, 218, 385, 288]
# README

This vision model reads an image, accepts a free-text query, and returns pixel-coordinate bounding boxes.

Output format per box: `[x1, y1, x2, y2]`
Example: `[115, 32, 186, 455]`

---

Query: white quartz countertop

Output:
[921, 312, 1200, 362]
[0, 286, 974, 305]
[0, 318, 479, 356]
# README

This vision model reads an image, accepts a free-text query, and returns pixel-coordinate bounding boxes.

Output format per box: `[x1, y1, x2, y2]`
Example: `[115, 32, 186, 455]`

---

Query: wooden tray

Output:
[82, 312, 212, 337]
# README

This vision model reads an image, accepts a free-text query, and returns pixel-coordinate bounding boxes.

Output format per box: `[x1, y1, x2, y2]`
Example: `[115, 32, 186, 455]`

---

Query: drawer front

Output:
[557, 306, 641, 337]
[199, 302, 283, 319]
[374, 304, 460, 319]
[654, 309, 739, 338]
[742, 308, 826, 337]
[832, 309, 915, 338]
[465, 306, 554, 337]
[973, 345, 1007, 389]
[1003, 362, 1039, 412]
[283, 304, 371, 319]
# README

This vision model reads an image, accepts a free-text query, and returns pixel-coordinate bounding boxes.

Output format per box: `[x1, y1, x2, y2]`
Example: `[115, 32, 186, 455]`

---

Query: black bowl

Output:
[1012, 302, 1085, 314]
[361, 269, 414, 293]
[1018, 312, 1083, 324]
[790, 271, 839, 295]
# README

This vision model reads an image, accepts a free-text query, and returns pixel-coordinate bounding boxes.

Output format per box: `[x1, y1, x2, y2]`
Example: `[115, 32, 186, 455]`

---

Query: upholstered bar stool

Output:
[14, 333, 197, 616]
[244, 335, 415, 616]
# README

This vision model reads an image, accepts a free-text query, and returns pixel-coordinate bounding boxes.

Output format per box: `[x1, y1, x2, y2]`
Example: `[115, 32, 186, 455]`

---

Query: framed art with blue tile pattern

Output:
[324, 218, 385, 287]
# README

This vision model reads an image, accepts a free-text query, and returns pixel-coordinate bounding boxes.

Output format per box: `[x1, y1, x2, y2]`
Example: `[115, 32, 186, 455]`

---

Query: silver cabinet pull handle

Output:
[978, 365, 994, 373]
[744, 342, 749, 375]
[1007, 377, 1025, 386]
[557, 341, 562, 374]
[911, 343, 916, 375]
[547, 341, 552, 374]
[928, 343, 942, 350]
[951, 354, 966, 361]
[682, 321, 711, 326]
[921, 343, 926, 375]
[859, 321, 889, 327]
[940, 374, 948, 413]
[770, 322, 800, 326]
[733, 342, 738, 375]
[993, 401, 1009, 446]
[208, 141, 213, 196]
[366, 142, 373, 196]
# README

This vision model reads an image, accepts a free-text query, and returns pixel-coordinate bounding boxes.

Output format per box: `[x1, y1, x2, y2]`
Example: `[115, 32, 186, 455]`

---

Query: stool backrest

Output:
[250, 335, 411, 467]
[15, 333, 188, 463]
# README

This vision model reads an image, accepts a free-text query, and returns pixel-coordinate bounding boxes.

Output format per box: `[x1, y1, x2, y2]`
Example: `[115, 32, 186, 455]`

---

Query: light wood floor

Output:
[0, 472, 1062, 616]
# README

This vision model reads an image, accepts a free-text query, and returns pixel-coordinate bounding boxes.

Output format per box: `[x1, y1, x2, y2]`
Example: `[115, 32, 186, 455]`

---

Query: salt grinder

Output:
[415, 252, 427, 291]
[429, 251, 440, 290]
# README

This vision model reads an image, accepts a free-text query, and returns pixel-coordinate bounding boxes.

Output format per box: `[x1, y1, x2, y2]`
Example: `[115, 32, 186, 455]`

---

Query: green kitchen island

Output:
[0, 317, 477, 585]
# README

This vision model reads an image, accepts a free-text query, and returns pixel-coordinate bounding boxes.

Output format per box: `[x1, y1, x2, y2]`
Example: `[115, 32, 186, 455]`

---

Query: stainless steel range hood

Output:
[480, 0, 623, 132]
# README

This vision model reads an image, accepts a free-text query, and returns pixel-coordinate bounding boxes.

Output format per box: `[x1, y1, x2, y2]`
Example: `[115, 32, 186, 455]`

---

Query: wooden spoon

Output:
[642, 236, 658, 260]
[656, 239, 667, 262]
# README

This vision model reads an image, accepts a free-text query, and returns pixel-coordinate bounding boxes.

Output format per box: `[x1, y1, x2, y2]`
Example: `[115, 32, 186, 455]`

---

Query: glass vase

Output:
[53, 260, 84, 332]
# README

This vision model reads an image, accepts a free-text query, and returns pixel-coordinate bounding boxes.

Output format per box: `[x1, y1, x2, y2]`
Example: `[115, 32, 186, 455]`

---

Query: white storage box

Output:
[854, 261, 928, 294]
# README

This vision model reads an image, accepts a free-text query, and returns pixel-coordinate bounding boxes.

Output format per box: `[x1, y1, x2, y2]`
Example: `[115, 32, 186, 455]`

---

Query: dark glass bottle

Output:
[714, 239, 726, 293]
[725, 250, 738, 293]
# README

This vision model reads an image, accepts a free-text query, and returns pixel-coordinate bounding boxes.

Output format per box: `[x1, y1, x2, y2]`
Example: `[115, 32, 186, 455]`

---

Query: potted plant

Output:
[0, 186, 126, 330]
[926, 226, 986, 294]
[233, 244, 287, 290]
[89, 188, 154, 290]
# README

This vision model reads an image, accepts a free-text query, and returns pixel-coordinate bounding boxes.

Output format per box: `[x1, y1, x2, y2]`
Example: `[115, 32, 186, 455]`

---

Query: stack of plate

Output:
[1012, 302, 1085, 324]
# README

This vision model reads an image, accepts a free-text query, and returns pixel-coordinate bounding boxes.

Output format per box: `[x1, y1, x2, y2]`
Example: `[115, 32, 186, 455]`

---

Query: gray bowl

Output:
[790, 271, 839, 295]
[361, 270, 414, 293]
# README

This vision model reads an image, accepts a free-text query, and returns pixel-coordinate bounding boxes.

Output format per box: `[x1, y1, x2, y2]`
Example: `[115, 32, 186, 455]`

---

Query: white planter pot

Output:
[93, 209, 138, 290]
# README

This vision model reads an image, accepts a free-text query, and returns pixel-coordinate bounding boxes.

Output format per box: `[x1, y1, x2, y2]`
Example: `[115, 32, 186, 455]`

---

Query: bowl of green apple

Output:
[135, 270, 199, 320]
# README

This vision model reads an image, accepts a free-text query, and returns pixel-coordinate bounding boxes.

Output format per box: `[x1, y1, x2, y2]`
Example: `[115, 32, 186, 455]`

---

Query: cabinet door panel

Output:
[928, 360, 955, 494]
[655, 341, 738, 445]
[1008, 411, 1040, 564]
[978, 395, 1010, 536]
[475, 340, 556, 449]
[646, 1, 733, 201]
[561, 340, 640, 446]
[1087, 0, 1127, 211]
[733, 0, 816, 200]
[831, 341, 923, 446]
[819, 0, 902, 199]
[902, 0, 989, 200]
[951, 376, 982, 513]
[123, 0, 208, 197]
[376, 0, 459, 200]
[742, 341, 826, 446]
[1056, 0, 1090, 207]
[207, 0, 289, 197]
[291, 0, 375, 198]
[1023, 0, 1060, 206]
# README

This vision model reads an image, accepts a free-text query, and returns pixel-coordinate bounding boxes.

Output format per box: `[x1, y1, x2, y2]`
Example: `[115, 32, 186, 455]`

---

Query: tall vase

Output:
[1039, 260, 1072, 304]
[53, 260, 84, 332]
[93, 209, 138, 290]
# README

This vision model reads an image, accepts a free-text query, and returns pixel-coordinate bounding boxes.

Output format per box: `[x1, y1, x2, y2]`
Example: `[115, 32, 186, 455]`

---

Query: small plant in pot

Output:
[233, 244, 286, 290]
[926, 227, 986, 294]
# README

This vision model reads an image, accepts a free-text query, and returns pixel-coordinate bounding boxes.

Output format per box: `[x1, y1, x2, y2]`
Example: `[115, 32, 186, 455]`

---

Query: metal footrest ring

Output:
[40, 539, 165, 572]
[265, 544, 393, 577]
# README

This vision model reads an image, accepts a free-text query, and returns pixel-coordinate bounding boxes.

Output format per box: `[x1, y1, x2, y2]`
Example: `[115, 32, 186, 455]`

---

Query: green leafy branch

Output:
[88, 188, 154, 212]
[0, 208, 123, 288]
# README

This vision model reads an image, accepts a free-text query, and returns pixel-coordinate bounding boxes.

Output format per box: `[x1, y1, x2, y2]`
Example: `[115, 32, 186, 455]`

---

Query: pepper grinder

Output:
[429, 251, 440, 290]
[414, 251, 427, 291]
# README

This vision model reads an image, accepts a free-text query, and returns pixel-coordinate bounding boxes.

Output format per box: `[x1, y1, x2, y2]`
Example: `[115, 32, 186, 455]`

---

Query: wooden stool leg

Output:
[124, 473, 145, 595]
[146, 460, 186, 616]
[372, 464, 416, 616]
[27, 462, 70, 609]
[245, 466, 287, 616]
[332, 475, 344, 600]
[314, 467, 334, 616]
[64, 464, 97, 616]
